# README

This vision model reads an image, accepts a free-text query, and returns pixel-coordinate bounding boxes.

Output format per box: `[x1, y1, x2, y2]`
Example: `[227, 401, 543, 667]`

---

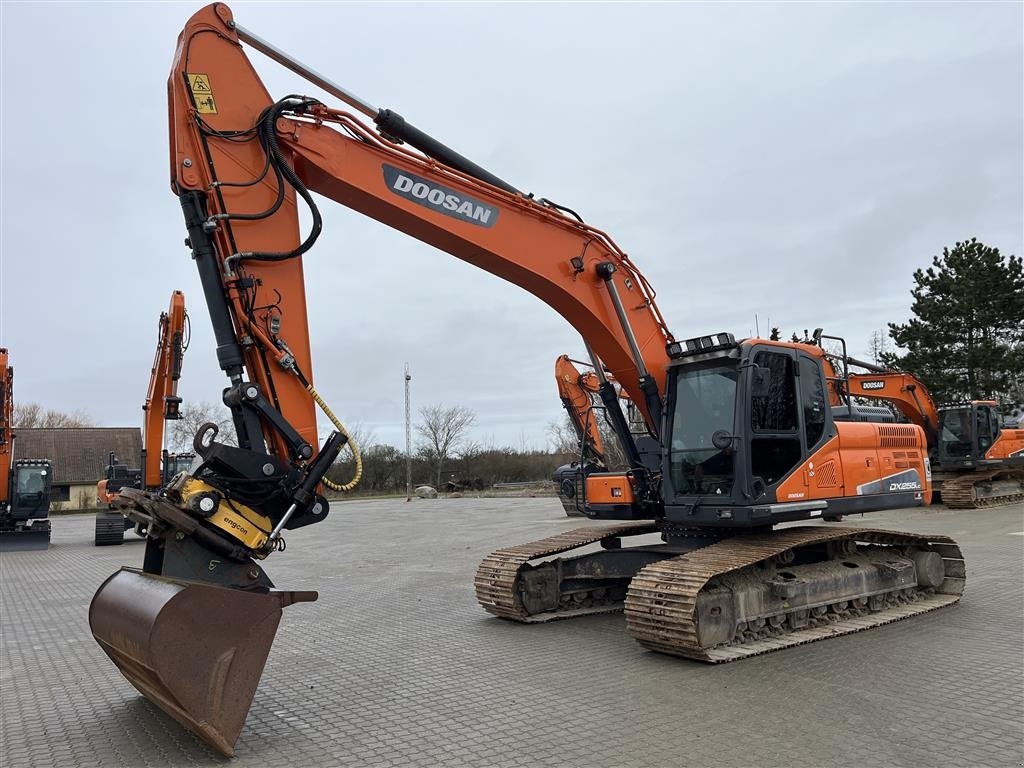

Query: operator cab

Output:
[9, 459, 52, 520]
[661, 333, 837, 528]
[162, 451, 196, 484]
[937, 401, 1001, 467]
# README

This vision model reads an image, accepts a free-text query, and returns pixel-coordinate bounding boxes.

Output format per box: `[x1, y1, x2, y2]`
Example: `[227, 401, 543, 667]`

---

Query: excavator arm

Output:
[142, 291, 188, 487]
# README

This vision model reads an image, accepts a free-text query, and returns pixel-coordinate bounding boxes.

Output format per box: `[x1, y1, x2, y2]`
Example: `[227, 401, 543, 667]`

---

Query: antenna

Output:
[404, 363, 412, 502]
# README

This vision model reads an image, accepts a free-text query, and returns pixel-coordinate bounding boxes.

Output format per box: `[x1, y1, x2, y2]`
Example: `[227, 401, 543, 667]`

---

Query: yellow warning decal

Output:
[186, 73, 217, 114]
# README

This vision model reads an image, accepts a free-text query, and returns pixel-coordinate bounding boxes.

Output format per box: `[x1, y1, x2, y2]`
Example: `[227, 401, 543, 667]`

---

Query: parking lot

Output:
[1, 497, 1022, 768]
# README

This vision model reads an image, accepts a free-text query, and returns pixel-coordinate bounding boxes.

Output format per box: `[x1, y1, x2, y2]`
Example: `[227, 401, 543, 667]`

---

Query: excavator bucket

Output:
[89, 568, 316, 756]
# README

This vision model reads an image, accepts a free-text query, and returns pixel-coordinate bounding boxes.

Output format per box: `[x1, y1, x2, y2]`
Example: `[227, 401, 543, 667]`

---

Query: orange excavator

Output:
[89, 4, 964, 756]
[817, 335, 1024, 508]
[0, 348, 53, 551]
[95, 291, 194, 544]
[552, 354, 647, 517]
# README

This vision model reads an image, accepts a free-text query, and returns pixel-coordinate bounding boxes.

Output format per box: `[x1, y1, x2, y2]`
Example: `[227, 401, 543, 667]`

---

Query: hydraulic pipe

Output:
[233, 22, 519, 194]
[595, 263, 663, 434]
[232, 22, 378, 118]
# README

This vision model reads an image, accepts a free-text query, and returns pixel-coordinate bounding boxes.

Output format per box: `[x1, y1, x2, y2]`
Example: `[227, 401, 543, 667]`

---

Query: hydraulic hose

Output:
[305, 384, 362, 492]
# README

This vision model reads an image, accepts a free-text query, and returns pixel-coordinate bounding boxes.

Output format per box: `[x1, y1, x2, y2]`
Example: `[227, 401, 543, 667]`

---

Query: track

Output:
[474, 522, 657, 621]
[94, 512, 126, 546]
[477, 524, 964, 662]
[938, 468, 1024, 509]
[624, 526, 964, 662]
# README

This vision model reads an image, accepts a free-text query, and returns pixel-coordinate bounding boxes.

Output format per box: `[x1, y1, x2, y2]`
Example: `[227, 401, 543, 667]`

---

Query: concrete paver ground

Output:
[1, 497, 1022, 768]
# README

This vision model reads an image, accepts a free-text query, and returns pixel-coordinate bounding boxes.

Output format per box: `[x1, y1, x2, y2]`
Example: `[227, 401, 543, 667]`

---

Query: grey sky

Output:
[2, 1, 1021, 452]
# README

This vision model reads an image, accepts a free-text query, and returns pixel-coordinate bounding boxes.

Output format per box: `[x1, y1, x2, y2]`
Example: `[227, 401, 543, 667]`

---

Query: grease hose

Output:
[306, 384, 362, 492]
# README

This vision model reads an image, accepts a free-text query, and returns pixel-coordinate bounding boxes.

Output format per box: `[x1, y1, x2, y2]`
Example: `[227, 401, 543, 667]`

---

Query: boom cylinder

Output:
[595, 263, 663, 434]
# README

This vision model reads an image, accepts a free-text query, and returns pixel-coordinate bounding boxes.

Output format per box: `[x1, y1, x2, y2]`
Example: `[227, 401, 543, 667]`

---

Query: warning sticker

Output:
[187, 73, 217, 114]
[187, 73, 212, 93]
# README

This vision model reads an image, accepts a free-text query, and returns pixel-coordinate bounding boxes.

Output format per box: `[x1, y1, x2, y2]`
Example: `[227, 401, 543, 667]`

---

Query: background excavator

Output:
[552, 354, 646, 517]
[821, 342, 1024, 508]
[95, 291, 194, 544]
[0, 348, 53, 551]
[89, 4, 964, 756]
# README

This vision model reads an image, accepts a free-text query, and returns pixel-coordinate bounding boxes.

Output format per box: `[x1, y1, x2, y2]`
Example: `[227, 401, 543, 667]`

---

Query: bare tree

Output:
[548, 417, 579, 455]
[13, 403, 94, 428]
[415, 404, 475, 488]
[169, 400, 237, 452]
[867, 330, 890, 367]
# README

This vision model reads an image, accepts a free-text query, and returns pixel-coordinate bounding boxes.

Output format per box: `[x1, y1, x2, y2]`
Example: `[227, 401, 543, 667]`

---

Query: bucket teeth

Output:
[89, 567, 316, 756]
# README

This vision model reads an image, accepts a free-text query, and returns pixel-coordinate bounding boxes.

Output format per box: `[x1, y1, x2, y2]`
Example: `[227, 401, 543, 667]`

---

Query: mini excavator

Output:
[90, 4, 966, 756]
[95, 291, 194, 544]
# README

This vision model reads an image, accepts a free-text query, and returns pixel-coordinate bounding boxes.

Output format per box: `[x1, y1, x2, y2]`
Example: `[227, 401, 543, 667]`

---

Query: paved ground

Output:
[1, 498, 1022, 768]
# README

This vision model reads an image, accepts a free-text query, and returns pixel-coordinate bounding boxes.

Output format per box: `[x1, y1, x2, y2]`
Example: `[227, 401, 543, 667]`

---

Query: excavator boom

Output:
[143, 291, 188, 487]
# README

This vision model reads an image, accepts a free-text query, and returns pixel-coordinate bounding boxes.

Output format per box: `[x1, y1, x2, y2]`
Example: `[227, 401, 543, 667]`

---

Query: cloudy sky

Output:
[1, 1, 1021, 452]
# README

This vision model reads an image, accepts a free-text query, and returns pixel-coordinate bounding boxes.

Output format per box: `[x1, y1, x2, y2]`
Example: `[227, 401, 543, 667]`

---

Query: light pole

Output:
[404, 363, 412, 501]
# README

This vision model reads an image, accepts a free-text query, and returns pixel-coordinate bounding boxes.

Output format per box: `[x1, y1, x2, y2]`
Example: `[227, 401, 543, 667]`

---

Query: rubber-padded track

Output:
[474, 522, 657, 621]
[624, 526, 964, 662]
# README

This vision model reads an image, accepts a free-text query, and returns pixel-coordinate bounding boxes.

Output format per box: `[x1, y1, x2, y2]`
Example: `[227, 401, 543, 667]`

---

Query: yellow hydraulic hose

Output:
[306, 384, 362, 492]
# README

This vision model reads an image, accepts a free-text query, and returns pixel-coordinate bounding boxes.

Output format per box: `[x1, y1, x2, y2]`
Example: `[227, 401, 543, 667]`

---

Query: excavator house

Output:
[90, 3, 966, 756]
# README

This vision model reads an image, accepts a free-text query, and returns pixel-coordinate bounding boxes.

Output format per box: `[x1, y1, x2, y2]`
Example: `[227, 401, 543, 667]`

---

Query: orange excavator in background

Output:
[0, 348, 53, 551]
[89, 4, 964, 756]
[552, 354, 649, 517]
[95, 291, 194, 544]
[816, 335, 1024, 508]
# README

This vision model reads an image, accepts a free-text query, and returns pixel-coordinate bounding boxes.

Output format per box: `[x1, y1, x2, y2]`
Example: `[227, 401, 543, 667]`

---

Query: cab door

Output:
[747, 347, 803, 497]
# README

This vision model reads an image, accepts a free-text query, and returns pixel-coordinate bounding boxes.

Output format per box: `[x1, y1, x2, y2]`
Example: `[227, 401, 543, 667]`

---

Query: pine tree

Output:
[884, 238, 1024, 406]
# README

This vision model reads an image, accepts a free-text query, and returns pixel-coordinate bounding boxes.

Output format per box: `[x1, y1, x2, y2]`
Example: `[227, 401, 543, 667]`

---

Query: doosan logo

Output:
[861, 381, 886, 391]
[382, 165, 498, 228]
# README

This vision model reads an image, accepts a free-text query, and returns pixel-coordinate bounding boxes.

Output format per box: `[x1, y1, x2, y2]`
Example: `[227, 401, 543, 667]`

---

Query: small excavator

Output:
[94, 291, 193, 544]
[0, 348, 53, 551]
[89, 4, 965, 755]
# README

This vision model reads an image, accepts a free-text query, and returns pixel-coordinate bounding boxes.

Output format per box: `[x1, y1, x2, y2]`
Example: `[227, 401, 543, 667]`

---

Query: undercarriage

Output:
[935, 467, 1024, 508]
[475, 522, 964, 662]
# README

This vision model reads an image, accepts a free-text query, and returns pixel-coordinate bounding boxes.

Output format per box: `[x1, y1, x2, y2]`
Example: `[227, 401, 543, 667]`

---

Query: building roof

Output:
[13, 427, 142, 485]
